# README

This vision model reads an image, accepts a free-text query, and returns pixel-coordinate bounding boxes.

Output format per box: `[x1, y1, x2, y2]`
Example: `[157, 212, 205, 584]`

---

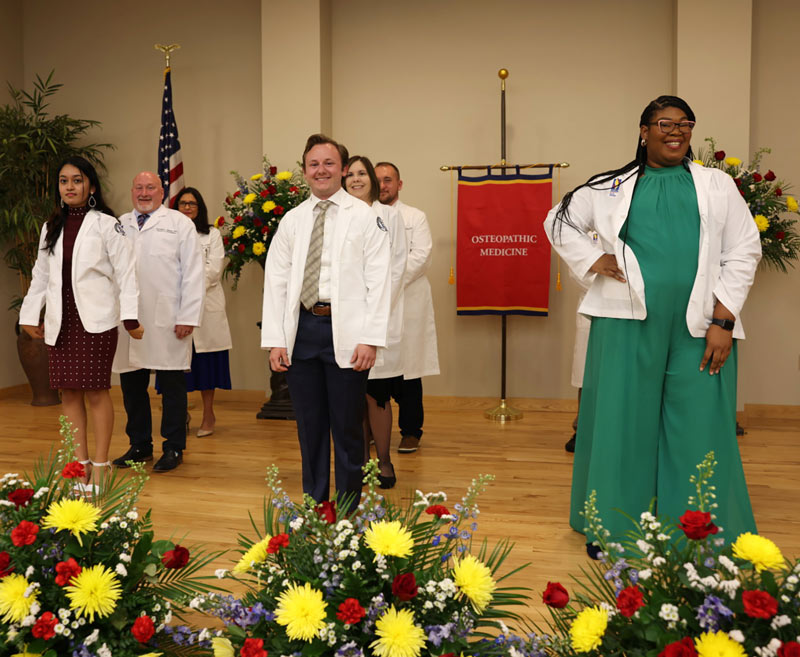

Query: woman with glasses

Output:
[545, 95, 761, 556]
[173, 187, 232, 436]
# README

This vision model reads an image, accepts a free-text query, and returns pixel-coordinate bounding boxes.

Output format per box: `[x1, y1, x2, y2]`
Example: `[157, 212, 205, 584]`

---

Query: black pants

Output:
[120, 368, 186, 453]
[285, 310, 368, 512]
[396, 377, 424, 439]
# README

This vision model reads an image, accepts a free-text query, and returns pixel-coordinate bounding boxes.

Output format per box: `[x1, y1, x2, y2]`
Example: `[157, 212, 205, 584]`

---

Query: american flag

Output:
[157, 67, 185, 208]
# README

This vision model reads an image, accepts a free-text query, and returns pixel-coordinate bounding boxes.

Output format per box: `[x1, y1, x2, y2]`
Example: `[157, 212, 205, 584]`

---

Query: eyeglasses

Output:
[649, 120, 696, 134]
[178, 201, 198, 208]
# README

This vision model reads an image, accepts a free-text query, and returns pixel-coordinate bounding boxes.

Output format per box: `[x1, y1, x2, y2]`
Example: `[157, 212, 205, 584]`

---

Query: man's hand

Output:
[350, 344, 377, 372]
[175, 325, 194, 339]
[589, 253, 626, 283]
[21, 324, 44, 340]
[127, 325, 145, 340]
[269, 347, 291, 372]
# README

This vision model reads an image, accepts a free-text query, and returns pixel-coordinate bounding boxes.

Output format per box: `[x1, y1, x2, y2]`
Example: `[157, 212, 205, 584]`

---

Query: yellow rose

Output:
[276, 171, 293, 181]
[232, 226, 246, 239]
[724, 156, 742, 167]
[243, 193, 257, 205]
[786, 195, 799, 213]
[753, 214, 769, 233]
[253, 242, 266, 256]
[250, 173, 264, 181]
[693, 159, 704, 166]
[262, 200, 277, 213]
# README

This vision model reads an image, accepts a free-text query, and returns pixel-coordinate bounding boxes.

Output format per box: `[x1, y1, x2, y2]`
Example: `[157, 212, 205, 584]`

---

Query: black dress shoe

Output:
[565, 433, 576, 453]
[112, 446, 153, 468]
[153, 450, 183, 473]
[378, 464, 396, 489]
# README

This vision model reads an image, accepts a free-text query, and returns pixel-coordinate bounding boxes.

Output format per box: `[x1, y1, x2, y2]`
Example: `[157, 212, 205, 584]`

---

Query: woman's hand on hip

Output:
[700, 325, 733, 375]
[589, 254, 626, 282]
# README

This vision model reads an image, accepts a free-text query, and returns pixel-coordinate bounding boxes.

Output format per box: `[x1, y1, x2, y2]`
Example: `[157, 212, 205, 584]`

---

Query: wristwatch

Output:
[710, 318, 735, 331]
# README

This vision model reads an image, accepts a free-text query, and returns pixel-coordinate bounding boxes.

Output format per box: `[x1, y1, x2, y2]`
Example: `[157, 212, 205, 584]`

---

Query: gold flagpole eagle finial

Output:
[154, 43, 180, 69]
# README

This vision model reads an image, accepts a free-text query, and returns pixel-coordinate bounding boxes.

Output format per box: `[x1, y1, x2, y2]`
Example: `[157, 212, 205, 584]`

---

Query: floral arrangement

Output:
[0, 418, 221, 657]
[191, 462, 533, 657]
[699, 137, 800, 272]
[218, 157, 309, 287]
[521, 452, 800, 657]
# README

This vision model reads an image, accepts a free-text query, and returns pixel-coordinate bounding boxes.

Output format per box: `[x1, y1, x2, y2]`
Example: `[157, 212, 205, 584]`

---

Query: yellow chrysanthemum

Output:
[753, 214, 769, 233]
[275, 582, 327, 642]
[262, 200, 277, 213]
[732, 532, 784, 572]
[10, 649, 42, 657]
[232, 535, 272, 574]
[693, 159, 705, 166]
[139, 653, 163, 657]
[243, 193, 257, 205]
[211, 637, 235, 657]
[0, 574, 37, 624]
[250, 173, 264, 181]
[370, 605, 426, 657]
[252, 242, 266, 256]
[65, 564, 122, 621]
[695, 630, 747, 657]
[41, 498, 100, 546]
[232, 226, 246, 240]
[569, 606, 608, 653]
[452, 554, 496, 612]
[364, 520, 414, 558]
[724, 156, 742, 167]
[786, 195, 799, 213]
[276, 170, 293, 181]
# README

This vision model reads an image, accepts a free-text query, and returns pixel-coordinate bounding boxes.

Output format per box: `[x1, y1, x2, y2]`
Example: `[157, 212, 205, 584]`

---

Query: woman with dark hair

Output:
[344, 155, 407, 488]
[20, 156, 142, 490]
[173, 187, 232, 436]
[544, 96, 762, 555]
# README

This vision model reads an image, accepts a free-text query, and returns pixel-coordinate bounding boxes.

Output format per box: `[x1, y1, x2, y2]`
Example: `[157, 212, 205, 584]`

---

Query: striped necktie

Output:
[137, 213, 150, 230]
[299, 200, 333, 310]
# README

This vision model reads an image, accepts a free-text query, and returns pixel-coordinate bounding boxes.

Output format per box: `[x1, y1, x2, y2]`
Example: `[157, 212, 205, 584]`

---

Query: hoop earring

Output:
[60, 198, 65, 208]
[641, 138, 647, 147]
[88, 194, 97, 208]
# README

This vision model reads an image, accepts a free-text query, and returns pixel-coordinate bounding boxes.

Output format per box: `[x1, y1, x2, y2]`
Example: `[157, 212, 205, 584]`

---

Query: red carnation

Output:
[679, 510, 718, 540]
[267, 533, 290, 554]
[225, 196, 232, 204]
[777, 231, 786, 240]
[616, 585, 645, 618]
[241, 637, 268, 657]
[742, 589, 778, 619]
[253, 218, 262, 227]
[659, 637, 698, 657]
[776, 188, 783, 196]
[162, 545, 190, 569]
[234, 215, 243, 223]
[740, 189, 745, 196]
[0, 551, 13, 578]
[289, 186, 299, 193]
[233, 190, 242, 198]
[425, 504, 450, 518]
[55, 558, 82, 586]
[392, 573, 419, 601]
[274, 206, 285, 216]
[315, 501, 336, 524]
[8, 488, 34, 509]
[261, 226, 270, 234]
[269, 166, 278, 175]
[31, 611, 58, 640]
[734, 177, 742, 187]
[714, 150, 725, 161]
[216, 216, 225, 226]
[61, 461, 86, 479]
[131, 615, 155, 643]
[779, 642, 800, 657]
[268, 185, 277, 194]
[752, 172, 763, 182]
[11, 520, 38, 546]
[223, 236, 230, 245]
[238, 243, 246, 253]
[336, 597, 366, 624]
[765, 170, 776, 181]
[260, 190, 269, 198]
[542, 581, 569, 608]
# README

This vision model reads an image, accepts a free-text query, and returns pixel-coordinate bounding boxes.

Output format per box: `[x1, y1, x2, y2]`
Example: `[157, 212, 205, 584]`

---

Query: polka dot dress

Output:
[47, 207, 118, 390]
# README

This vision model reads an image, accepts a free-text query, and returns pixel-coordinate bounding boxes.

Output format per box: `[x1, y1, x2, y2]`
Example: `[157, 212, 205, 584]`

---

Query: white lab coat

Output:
[113, 205, 204, 372]
[193, 227, 232, 353]
[20, 210, 138, 345]
[261, 188, 392, 368]
[369, 201, 407, 379]
[543, 160, 761, 340]
[394, 200, 440, 378]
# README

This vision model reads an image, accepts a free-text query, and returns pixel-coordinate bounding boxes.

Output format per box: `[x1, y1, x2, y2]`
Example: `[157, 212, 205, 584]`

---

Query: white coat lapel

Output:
[293, 199, 316, 275]
[332, 194, 354, 263]
[141, 205, 167, 233]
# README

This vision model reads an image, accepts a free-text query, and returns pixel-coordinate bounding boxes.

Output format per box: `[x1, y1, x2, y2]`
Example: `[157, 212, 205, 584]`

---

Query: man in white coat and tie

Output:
[262, 134, 391, 511]
[374, 162, 440, 453]
[112, 171, 204, 472]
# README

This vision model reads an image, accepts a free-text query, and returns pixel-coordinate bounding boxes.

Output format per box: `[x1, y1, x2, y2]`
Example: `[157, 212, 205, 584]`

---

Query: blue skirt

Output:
[186, 345, 232, 392]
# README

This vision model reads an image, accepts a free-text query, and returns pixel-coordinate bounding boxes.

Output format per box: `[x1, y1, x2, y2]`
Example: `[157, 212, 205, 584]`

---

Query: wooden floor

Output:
[1, 386, 798, 621]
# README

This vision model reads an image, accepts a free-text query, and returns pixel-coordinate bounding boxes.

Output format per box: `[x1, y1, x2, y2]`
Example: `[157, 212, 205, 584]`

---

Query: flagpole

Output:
[154, 43, 181, 68]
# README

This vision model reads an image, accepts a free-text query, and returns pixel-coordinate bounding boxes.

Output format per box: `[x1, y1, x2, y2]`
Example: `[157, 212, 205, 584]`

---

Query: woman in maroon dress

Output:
[20, 156, 142, 491]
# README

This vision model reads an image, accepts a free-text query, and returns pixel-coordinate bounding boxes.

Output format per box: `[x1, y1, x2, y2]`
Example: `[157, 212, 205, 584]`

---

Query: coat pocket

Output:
[154, 293, 178, 328]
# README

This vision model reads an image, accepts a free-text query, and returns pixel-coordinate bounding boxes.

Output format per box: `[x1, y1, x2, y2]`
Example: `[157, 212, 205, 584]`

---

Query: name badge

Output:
[609, 178, 622, 197]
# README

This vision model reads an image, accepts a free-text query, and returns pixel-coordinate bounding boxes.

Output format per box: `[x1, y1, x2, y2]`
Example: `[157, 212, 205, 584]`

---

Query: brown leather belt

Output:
[304, 303, 332, 316]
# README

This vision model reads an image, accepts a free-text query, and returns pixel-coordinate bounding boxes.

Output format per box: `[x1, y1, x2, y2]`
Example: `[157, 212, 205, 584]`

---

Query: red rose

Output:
[261, 226, 270, 234]
[616, 585, 645, 618]
[742, 589, 778, 619]
[289, 186, 299, 193]
[8, 488, 34, 509]
[233, 190, 242, 198]
[315, 501, 336, 524]
[739, 189, 745, 196]
[425, 504, 450, 518]
[238, 243, 246, 253]
[234, 215, 243, 223]
[61, 461, 86, 479]
[267, 533, 290, 554]
[0, 551, 13, 577]
[779, 642, 800, 657]
[11, 520, 39, 546]
[336, 597, 366, 624]
[679, 510, 719, 540]
[752, 172, 763, 182]
[31, 611, 58, 640]
[659, 637, 698, 657]
[55, 558, 82, 586]
[714, 150, 725, 161]
[765, 170, 776, 181]
[131, 615, 155, 643]
[734, 177, 742, 187]
[223, 236, 230, 245]
[268, 185, 277, 194]
[269, 166, 278, 175]
[162, 545, 190, 569]
[392, 573, 419, 601]
[241, 637, 268, 657]
[253, 218, 263, 227]
[776, 188, 783, 196]
[217, 216, 225, 226]
[225, 196, 232, 204]
[777, 231, 786, 240]
[260, 190, 269, 198]
[274, 206, 285, 216]
[542, 581, 569, 608]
